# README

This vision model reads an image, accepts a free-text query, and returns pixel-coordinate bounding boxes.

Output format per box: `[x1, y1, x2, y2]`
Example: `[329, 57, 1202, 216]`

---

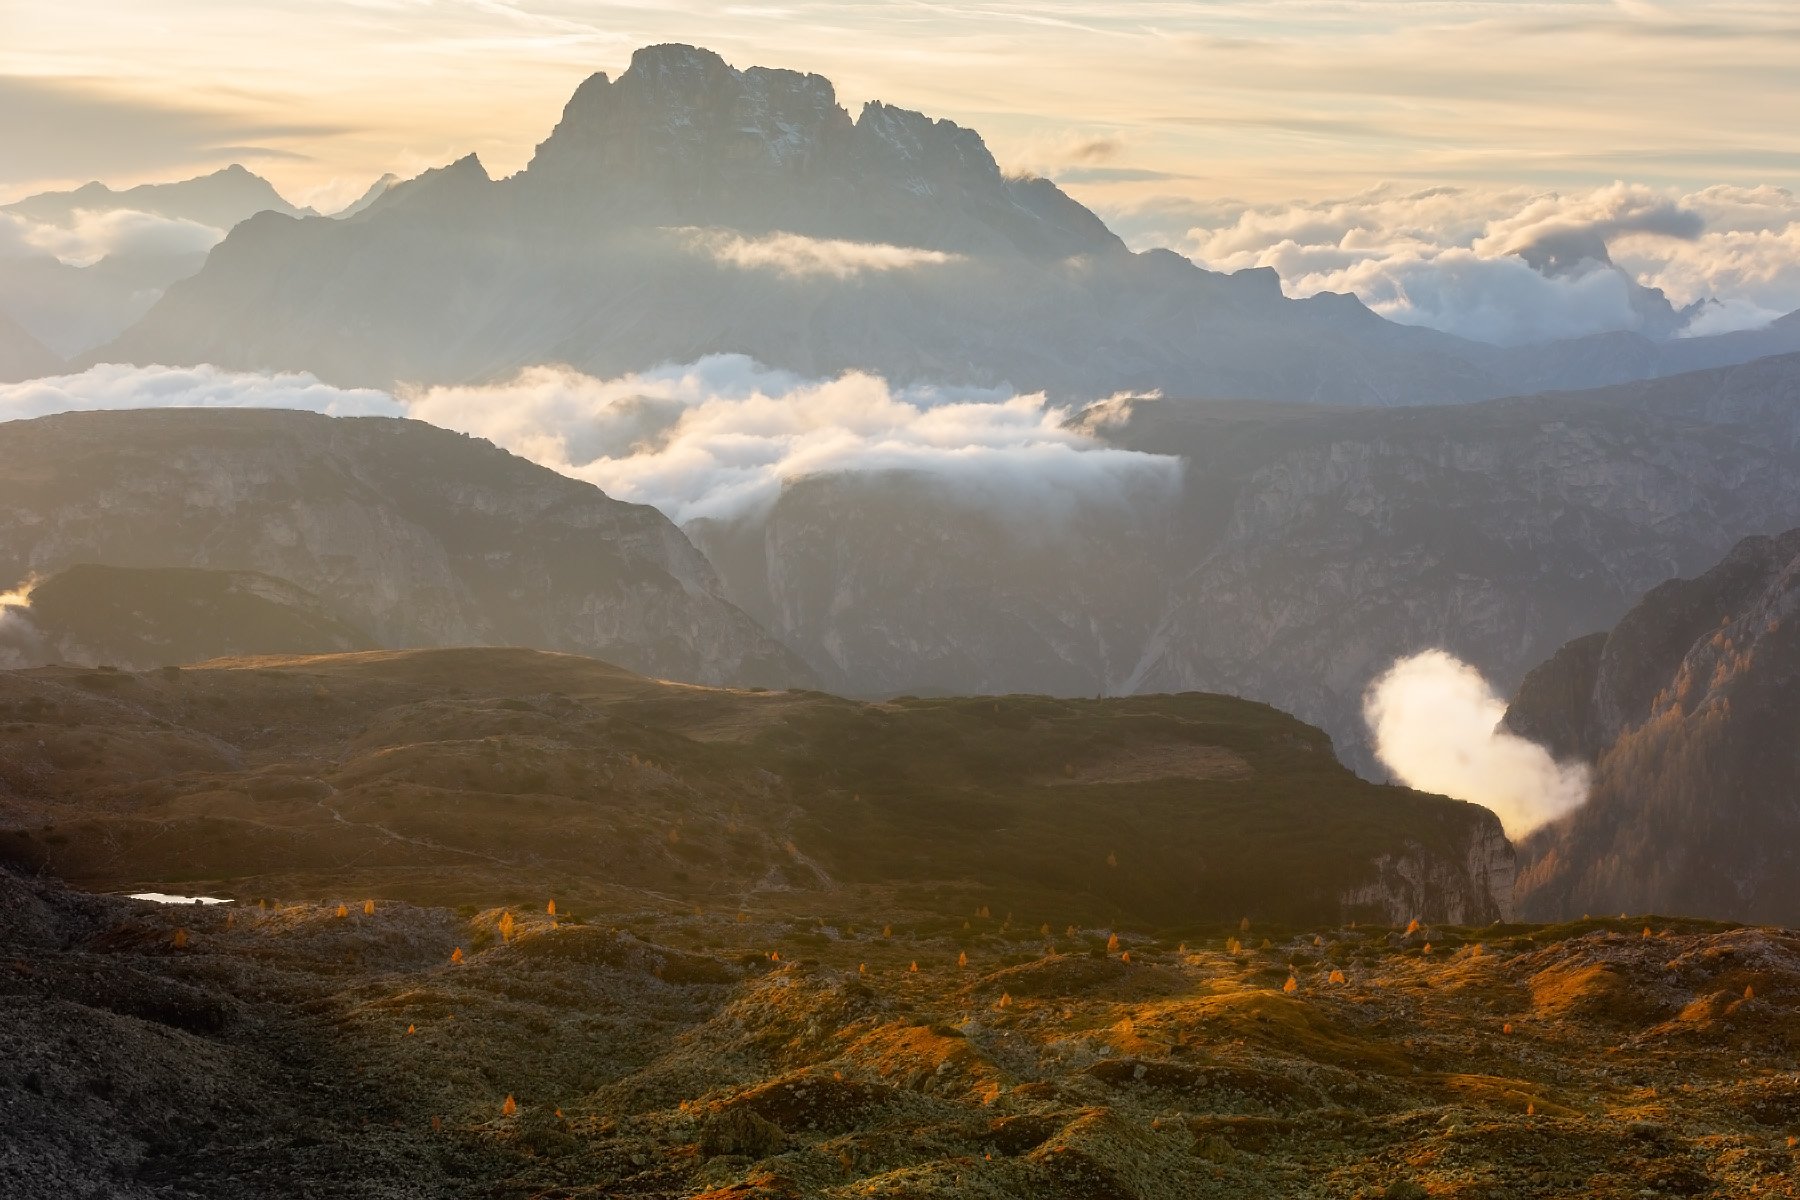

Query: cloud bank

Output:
[0, 208, 226, 267]
[672, 228, 966, 280]
[0, 363, 396, 420]
[1363, 650, 1590, 839]
[1108, 182, 1800, 345]
[0, 358, 1181, 525]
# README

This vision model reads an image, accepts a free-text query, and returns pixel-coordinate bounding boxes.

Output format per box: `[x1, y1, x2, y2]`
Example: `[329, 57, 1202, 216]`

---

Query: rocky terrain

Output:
[0, 563, 374, 670]
[0, 408, 809, 689]
[88, 44, 1800, 405]
[1509, 529, 1800, 923]
[0, 647, 1509, 928]
[5, 862, 1799, 1198]
[695, 352, 1800, 771]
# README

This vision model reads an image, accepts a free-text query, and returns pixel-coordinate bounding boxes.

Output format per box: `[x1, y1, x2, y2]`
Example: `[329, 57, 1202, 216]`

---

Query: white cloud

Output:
[1164, 181, 1800, 345]
[1471, 182, 1702, 265]
[0, 208, 226, 267]
[0, 362, 397, 420]
[671, 227, 966, 279]
[0, 358, 1181, 526]
[1332, 247, 1642, 345]
[402, 357, 1179, 523]
[1363, 650, 1590, 839]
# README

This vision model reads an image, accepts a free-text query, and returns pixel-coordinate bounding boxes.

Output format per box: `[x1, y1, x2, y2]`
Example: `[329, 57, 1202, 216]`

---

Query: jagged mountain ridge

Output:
[0, 409, 809, 688]
[60, 46, 1591, 403]
[88, 44, 1800, 404]
[692, 353, 1800, 771]
[1509, 529, 1800, 923]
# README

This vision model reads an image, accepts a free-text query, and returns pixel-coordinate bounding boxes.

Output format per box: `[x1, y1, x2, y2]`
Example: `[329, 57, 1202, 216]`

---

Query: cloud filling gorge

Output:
[671, 227, 966, 279]
[1363, 650, 1590, 839]
[0, 358, 1182, 525]
[1106, 182, 1800, 345]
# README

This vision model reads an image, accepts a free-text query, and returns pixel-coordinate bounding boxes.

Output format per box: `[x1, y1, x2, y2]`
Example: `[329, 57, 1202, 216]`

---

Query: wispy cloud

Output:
[672, 227, 965, 280]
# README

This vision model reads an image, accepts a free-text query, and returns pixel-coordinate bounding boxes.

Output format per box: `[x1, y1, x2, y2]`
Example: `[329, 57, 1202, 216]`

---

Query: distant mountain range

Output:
[0, 164, 380, 364]
[1510, 529, 1800, 923]
[77, 44, 1800, 404]
[4, 162, 309, 228]
[0, 409, 809, 688]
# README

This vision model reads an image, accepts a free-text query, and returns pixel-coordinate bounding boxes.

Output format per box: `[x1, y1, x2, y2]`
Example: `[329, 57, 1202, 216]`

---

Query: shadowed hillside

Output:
[1510, 529, 1800, 922]
[1, 564, 374, 669]
[0, 647, 1510, 929]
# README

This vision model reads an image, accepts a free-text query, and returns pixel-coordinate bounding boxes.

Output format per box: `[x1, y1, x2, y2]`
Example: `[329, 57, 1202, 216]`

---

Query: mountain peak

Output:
[528, 44, 848, 184]
[626, 41, 732, 78]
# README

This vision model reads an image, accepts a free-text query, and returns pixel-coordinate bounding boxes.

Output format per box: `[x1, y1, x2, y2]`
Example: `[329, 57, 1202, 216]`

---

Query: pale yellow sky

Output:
[2, 1, 1797, 215]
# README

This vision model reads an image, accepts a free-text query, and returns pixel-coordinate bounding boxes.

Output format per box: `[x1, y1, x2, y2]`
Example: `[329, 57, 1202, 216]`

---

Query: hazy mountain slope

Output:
[0, 247, 211, 359]
[0, 308, 61, 381]
[325, 172, 399, 218]
[1509, 530, 1800, 923]
[0, 166, 306, 357]
[0, 409, 808, 687]
[3, 163, 306, 227]
[697, 354, 1800, 769]
[1479, 310, 1800, 395]
[0, 647, 1512, 926]
[93, 45, 1506, 405]
[0, 564, 374, 670]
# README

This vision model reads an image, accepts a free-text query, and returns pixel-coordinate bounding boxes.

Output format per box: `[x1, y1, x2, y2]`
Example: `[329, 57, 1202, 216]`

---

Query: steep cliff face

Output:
[1509, 529, 1800, 923]
[696, 355, 1800, 770]
[686, 469, 1177, 696]
[0, 409, 810, 687]
[1338, 817, 1517, 925]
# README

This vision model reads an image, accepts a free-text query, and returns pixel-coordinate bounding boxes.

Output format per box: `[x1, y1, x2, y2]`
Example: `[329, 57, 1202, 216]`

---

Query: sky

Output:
[3, 0, 1798, 214]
